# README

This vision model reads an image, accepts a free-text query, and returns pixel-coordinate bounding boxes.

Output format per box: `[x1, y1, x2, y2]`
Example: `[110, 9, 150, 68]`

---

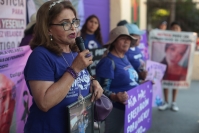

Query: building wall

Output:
[110, 0, 146, 30]
[110, 0, 131, 30]
[139, 0, 147, 30]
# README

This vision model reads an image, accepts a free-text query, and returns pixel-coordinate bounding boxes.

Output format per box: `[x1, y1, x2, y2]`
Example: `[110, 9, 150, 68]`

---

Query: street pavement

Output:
[94, 80, 199, 133]
[147, 80, 199, 133]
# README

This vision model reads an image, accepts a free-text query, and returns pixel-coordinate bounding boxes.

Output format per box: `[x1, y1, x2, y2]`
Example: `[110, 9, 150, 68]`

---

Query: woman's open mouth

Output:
[68, 33, 76, 39]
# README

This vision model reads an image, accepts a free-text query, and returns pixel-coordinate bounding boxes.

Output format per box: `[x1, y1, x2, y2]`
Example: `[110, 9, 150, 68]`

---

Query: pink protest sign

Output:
[146, 60, 166, 107]
[0, 46, 32, 133]
[149, 30, 197, 89]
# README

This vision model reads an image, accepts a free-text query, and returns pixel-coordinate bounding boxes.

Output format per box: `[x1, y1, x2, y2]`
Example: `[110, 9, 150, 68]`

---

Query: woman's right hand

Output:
[71, 50, 93, 73]
[115, 91, 129, 104]
[138, 70, 147, 80]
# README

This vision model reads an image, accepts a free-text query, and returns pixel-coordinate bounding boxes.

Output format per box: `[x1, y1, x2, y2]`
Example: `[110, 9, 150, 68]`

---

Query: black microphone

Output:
[75, 37, 86, 52]
[75, 37, 92, 76]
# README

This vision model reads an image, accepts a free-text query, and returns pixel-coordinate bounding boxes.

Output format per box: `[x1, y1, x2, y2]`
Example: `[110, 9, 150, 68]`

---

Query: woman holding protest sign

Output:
[116, 21, 147, 81]
[23, 1, 103, 133]
[96, 26, 139, 133]
[159, 21, 188, 112]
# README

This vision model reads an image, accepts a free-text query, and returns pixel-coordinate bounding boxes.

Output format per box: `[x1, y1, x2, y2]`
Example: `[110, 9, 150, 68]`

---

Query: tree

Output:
[147, 0, 199, 35]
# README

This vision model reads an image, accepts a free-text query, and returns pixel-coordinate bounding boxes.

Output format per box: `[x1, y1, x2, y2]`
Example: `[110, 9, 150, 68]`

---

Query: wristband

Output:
[66, 67, 79, 79]
[85, 53, 92, 58]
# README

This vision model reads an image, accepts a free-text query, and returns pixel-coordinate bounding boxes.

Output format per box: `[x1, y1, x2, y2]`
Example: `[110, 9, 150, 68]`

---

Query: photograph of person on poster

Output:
[0, 74, 15, 133]
[161, 43, 189, 81]
[156, 21, 190, 112]
[69, 95, 93, 133]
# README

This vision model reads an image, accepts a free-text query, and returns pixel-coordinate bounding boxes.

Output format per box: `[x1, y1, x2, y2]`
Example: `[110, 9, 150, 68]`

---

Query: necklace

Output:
[61, 49, 84, 103]
[61, 49, 75, 67]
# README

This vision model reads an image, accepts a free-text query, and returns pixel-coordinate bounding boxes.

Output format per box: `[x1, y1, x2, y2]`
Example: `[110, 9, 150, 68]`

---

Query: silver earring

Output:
[50, 35, 53, 41]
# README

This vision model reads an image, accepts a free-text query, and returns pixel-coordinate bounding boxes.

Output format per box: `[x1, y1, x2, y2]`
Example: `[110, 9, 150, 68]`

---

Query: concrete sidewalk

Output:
[147, 80, 199, 133]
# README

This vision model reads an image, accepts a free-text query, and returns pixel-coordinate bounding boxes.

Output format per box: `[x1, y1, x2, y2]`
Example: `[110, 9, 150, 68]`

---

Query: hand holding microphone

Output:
[70, 37, 93, 73]
[76, 37, 103, 101]
[75, 37, 92, 58]
[75, 37, 92, 75]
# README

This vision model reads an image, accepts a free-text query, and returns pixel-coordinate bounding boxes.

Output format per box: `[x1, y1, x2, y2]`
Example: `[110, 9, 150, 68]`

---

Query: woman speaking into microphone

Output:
[23, 1, 103, 133]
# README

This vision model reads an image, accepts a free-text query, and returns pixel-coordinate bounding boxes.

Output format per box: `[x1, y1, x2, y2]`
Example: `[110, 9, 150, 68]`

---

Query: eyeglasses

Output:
[50, 19, 80, 31]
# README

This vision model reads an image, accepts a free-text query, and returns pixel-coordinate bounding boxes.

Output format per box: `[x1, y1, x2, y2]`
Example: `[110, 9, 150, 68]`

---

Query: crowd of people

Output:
[9, 0, 192, 133]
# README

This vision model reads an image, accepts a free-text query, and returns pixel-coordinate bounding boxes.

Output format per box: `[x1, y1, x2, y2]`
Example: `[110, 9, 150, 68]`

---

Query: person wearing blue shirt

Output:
[81, 15, 103, 49]
[125, 23, 147, 81]
[23, 1, 103, 133]
[80, 14, 104, 129]
[96, 26, 138, 133]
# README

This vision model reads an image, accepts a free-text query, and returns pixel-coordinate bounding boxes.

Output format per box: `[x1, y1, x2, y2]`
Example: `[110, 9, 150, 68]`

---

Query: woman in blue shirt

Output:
[81, 15, 103, 49]
[125, 23, 147, 81]
[23, 1, 103, 133]
[96, 26, 139, 133]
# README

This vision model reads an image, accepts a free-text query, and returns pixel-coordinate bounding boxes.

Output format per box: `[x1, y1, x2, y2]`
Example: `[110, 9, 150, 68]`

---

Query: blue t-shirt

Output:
[126, 47, 145, 73]
[96, 53, 139, 109]
[84, 34, 102, 49]
[24, 46, 90, 133]
[96, 52, 138, 93]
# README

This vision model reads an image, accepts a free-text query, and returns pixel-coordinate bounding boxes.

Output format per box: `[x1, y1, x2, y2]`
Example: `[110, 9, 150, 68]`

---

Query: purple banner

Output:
[138, 31, 149, 60]
[146, 60, 166, 107]
[124, 81, 153, 133]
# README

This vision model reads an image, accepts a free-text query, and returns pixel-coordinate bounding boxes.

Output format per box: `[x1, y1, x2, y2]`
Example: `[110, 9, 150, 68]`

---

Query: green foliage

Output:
[147, 0, 171, 29]
[147, 0, 199, 35]
[151, 8, 169, 27]
[156, 9, 169, 16]
[175, 0, 199, 34]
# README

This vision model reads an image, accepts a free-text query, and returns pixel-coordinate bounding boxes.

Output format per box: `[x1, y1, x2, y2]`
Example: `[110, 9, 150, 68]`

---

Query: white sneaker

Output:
[158, 102, 169, 111]
[94, 122, 100, 129]
[171, 102, 179, 112]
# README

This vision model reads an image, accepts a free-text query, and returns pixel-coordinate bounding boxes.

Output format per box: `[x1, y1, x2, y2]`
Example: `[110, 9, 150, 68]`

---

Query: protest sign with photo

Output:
[146, 60, 166, 107]
[149, 30, 197, 89]
[66, 94, 93, 133]
[124, 81, 153, 133]
[0, 46, 32, 133]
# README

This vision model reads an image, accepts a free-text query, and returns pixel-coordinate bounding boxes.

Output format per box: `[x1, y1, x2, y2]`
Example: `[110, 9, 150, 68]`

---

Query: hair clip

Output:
[49, 0, 63, 10]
